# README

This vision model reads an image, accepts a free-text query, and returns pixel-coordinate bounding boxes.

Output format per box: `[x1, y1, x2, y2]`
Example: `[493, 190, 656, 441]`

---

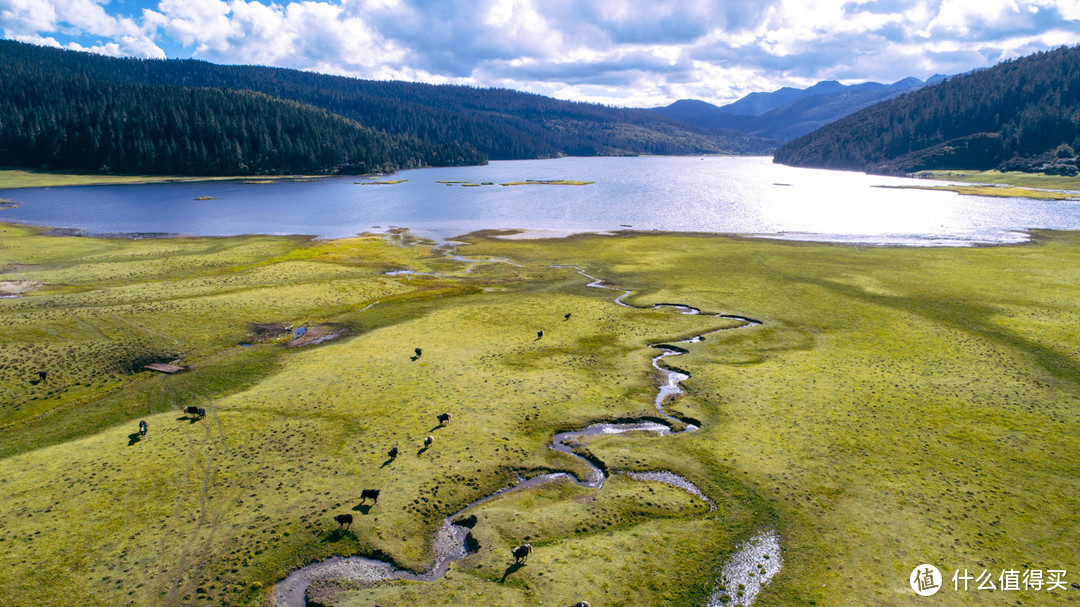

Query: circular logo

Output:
[910, 564, 942, 596]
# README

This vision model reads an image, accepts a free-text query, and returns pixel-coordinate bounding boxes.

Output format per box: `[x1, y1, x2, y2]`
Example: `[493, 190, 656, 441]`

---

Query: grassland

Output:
[919, 169, 1080, 193]
[500, 179, 595, 186]
[0, 223, 1077, 606]
[0, 169, 320, 190]
[881, 184, 1078, 200]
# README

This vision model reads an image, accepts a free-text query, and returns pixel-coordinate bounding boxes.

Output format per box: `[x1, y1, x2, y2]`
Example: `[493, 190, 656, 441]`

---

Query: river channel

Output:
[272, 261, 779, 607]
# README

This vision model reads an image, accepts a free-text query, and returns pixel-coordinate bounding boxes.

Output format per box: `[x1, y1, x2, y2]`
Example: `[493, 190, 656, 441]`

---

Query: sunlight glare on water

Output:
[1, 156, 1077, 245]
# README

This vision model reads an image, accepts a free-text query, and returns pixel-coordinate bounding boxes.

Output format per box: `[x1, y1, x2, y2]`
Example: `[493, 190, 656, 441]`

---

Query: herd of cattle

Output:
[135, 406, 205, 439]
[129, 323, 598, 604]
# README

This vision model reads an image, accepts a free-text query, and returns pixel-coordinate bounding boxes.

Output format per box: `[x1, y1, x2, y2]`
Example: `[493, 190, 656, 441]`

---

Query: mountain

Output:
[652, 76, 944, 141]
[0, 40, 775, 172]
[0, 53, 480, 176]
[714, 80, 850, 116]
[774, 46, 1080, 175]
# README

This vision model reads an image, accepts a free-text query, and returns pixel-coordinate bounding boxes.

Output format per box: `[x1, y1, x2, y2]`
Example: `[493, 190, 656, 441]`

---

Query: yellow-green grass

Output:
[880, 183, 1078, 200]
[464, 231, 1080, 606]
[0, 170, 313, 190]
[920, 169, 1080, 192]
[500, 180, 595, 186]
[0, 223, 1078, 607]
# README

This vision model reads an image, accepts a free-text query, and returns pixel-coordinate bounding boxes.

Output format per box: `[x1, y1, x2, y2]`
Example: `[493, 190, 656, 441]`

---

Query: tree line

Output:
[0, 57, 483, 175]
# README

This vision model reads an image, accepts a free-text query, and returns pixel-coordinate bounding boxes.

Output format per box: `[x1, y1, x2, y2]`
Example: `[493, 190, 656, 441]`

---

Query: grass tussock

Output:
[0, 223, 1077, 607]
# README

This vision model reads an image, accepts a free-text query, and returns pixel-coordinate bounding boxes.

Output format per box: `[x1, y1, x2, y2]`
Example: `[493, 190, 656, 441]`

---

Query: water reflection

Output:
[1, 157, 1076, 245]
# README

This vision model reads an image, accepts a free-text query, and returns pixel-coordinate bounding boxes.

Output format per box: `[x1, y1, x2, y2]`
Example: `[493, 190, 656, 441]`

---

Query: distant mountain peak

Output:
[649, 75, 942, 142]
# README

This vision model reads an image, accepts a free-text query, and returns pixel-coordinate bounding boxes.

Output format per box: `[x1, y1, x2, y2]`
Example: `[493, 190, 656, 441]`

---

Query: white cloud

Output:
[1, 0, 163, 56]
[929, 0, 1023, 34]
[1, 0, 59, 33]
[3, 0, 1079, 105]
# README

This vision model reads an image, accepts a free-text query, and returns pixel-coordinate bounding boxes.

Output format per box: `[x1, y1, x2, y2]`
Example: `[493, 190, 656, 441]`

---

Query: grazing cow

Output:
[360, 489, 381, 504]
[184, 406, 200, 416]
[564, 313, 571, 321]
[334, 513, 353, 529]
[138, 420, 148, 437]
[196, 407, 206, 418]
[424, 435, 434, 448]
[572, 602, 590, 607]
[512, 543, 532, 563]
[387, 446, 399, 459]
[37, 371, 47, 381]
[536, 330, 544, 340]
[437, 412, 452, 425]
[414, 347, 422, 358]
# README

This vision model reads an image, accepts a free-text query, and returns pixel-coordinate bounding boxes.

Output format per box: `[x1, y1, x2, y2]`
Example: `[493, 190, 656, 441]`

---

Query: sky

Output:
[2, 0, 1079, 107]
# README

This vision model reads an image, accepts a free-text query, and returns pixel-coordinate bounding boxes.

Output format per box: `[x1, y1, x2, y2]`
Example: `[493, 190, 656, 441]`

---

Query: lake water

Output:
[2, 156, 1079, 245]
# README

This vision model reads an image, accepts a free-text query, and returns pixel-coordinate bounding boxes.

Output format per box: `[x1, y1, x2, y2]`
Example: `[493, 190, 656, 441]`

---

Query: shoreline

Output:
[0, 157, 1069, 248]
[0, 220, 1044, 251]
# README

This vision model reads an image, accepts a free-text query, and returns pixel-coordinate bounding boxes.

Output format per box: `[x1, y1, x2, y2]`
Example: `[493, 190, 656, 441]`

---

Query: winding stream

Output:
[272, 262, 780, 606]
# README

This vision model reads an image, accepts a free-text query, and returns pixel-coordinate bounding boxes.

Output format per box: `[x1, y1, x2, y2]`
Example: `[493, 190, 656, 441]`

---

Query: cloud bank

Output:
[2, 0, 1078, 106]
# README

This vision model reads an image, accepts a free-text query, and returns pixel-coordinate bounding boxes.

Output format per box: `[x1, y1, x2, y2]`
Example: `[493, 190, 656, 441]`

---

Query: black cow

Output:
[512, 543, 532, 563]
[564, 313, 571, 321]
[183, 406, 204, 417]
[414, 347, 422, 358]
[360, 489, 381, 504]
[423, 435, 433, 448]
[196, 408, 205, 418]
[37, 371, 47, 381]
[437, 412, 452, 425]
[138, 420, 148, 437]
[334, 513, 353, 529]
[536, 330, 544, 340]
[572, 602, 591, 607]
[387, 446, 399, 459]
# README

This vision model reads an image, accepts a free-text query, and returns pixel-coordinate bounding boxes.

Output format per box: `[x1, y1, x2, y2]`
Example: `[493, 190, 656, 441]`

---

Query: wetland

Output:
[0, 158, 1078, 606]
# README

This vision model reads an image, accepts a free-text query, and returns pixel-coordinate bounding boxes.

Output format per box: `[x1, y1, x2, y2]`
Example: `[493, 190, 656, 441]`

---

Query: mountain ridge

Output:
[651, 75, 945, 141]
[774, 45, 1080, 176]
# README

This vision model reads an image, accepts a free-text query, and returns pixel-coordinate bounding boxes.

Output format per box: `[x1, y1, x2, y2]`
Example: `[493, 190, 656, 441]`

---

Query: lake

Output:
[2, 156, 1079, 245]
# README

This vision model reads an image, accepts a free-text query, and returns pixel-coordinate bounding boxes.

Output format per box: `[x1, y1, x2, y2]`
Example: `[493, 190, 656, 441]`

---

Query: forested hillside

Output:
[0, 41, 773, 164]
[774, 46, 1080, 175]
[0, 56, 482, 175]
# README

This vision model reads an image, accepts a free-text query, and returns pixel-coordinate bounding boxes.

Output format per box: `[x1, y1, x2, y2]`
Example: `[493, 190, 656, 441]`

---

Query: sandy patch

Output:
[0, 280, 41, 296]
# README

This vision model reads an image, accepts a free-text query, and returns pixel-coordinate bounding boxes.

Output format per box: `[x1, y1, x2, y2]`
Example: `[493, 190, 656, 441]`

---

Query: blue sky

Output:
[2, 0, 1079, 106]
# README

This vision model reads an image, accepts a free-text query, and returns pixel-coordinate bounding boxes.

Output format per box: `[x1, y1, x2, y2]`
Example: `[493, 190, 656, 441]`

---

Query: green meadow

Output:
[0, 222, 1077, 606]
[920, 169, 1080, 193]
[0, 169, 320, 190]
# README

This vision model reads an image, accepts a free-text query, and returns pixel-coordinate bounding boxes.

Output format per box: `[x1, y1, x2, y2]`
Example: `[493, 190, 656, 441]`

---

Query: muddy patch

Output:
[285, 324, 350, 347]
